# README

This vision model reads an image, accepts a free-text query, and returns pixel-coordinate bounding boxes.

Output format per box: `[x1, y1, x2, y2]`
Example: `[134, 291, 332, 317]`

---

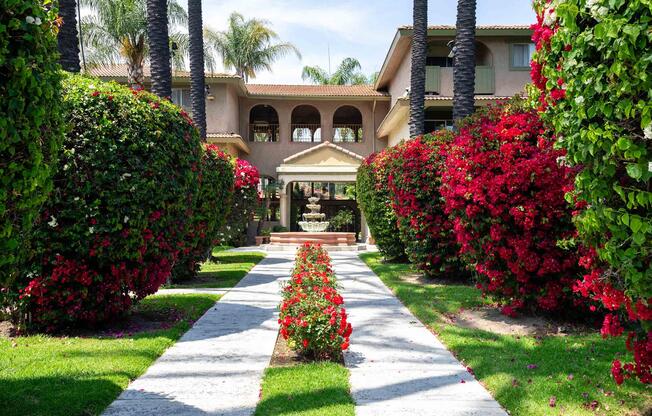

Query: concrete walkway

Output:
[103, 253, 293, 416]
[331, 253, 507, 416]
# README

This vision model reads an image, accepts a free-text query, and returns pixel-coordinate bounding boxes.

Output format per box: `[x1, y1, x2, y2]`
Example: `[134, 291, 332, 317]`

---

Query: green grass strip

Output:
[360, 252, 651, 416]
[0, 294, 218, 416]
[255, 362, 355, 416]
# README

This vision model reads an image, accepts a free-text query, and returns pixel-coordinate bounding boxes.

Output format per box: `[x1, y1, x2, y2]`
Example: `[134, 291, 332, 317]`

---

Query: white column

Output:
[279, 184, 289, 228]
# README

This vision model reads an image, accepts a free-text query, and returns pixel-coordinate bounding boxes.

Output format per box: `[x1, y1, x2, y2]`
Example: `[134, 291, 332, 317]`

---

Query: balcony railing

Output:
[333, 124, 363, 143]
[475, 66, 495, 94]
[249, 124, 279, 142]
[291, 124, 322, 142]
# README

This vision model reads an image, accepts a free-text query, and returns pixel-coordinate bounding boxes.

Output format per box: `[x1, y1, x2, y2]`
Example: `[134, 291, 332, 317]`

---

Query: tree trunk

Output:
[188, 0, 207, 139]
[453, 0, 477, 121]
[57, 0, 81, 72]
[127, 61, 145, 88]
[409, 0, 427, 138]
[146, 0, 172, 98]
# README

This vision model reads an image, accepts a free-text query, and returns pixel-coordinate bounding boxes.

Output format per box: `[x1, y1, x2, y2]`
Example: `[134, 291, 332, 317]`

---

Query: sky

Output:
[200, 0, 536, 84]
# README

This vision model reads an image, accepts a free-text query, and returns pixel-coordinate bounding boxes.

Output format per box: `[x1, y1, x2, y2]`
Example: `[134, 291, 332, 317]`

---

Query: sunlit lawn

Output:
[0, 294, 218, 416]
[255, 362, 355, 416]
[360, 252, 651, 416]
[166, 246, 266, 289]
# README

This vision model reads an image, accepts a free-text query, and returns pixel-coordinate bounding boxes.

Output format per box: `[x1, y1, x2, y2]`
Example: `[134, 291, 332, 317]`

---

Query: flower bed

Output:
[278, 243, 352, 359]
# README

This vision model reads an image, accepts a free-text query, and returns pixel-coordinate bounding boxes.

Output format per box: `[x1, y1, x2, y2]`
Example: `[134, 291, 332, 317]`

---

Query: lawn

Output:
[255, 362, 355, 416]
[360, 252, 652, 416]
[166, 246, 266, 288]
[0, 294, 218, 416]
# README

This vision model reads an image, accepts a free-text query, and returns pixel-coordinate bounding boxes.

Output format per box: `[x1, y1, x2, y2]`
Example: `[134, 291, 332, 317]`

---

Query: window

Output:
[171, 88, 191, 110]
[426, 56, 454, 67]
[511, 43, 535, 69]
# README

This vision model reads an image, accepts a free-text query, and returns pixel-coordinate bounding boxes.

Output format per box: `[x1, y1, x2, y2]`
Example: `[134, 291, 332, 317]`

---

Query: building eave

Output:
[206, 133, 250, 154]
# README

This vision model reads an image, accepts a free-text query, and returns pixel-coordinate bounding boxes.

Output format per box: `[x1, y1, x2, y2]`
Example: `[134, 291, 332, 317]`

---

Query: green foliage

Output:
[356, 153, 406, 261]
[301, 57, 374, 85]
[328, 209, 354, 232]
[531, 0, 651, 321]
[172, 145, 234, 281]
[0, 1, 64, 290]
[218, 158, 259, 246]
[19, 74, 202, 329]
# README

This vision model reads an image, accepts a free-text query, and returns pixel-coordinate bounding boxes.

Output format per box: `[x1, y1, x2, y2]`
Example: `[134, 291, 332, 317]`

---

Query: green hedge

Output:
[357, 152, 405, 261]
[19, 74, 202, 329]
[0, 1, 64, 290]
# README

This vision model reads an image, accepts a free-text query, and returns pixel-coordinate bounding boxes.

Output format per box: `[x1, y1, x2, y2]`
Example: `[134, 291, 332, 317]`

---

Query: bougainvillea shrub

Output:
[279, 243, 352, 359]
[218, 159, 259, 246]
[357, 151, 406, 261]
[531, 0, 651, 384]
[440, 101, 581, 315]
[172, 145, 234, 281]
[386, 131, 461, 276]
[19, 75, 202, 330]
[0, 2, 64, 291]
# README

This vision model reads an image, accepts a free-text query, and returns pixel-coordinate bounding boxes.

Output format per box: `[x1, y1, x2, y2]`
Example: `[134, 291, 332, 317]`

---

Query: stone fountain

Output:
[298, 196, 329, 232]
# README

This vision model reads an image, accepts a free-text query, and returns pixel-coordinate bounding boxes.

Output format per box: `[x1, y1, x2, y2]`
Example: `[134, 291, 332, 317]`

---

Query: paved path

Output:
[103, 253, 293, 416]
[156, 288, 229, 296]
[331, 253, 507, 416]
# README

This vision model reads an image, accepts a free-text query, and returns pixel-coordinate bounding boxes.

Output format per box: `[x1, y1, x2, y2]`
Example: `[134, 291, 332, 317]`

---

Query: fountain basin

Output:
[297, 221, 329, 232]
[269, 232, 356, 247]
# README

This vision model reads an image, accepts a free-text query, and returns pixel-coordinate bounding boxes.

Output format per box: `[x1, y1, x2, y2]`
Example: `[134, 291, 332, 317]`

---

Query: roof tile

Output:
[246, 84, 388, 98]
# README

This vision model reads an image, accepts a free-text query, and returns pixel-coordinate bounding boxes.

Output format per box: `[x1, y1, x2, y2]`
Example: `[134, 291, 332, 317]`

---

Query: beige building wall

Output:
[206, 83, 241, 133]
[388, 118, 410, 147]
[238, 98, 389, 177]
[388, 47, 412, 107]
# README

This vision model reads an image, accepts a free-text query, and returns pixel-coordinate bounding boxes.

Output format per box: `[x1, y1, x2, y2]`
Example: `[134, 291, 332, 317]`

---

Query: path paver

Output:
[103, 253, 294, 416]
[332, 253, 507, 416]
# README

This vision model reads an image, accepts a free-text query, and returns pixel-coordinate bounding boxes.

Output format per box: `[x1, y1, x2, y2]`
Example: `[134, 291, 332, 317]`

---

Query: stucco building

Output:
[92, 25, 533, 240]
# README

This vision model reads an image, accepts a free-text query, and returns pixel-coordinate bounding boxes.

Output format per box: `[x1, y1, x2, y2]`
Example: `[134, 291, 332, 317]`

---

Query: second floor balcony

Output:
[426, 65, 496, 95]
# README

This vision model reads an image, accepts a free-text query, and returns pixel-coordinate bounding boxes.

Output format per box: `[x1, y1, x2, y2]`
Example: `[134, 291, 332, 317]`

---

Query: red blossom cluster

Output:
[234, 158, 260, 190]
[278, 242, 352, 358]
[385, 131, 461, 275]
[440, 103, 581, 313]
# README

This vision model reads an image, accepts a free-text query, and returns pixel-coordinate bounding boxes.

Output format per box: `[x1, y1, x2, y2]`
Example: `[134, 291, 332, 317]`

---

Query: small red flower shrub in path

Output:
[278, 243, 352, 359]
[440, 100, 581, 315]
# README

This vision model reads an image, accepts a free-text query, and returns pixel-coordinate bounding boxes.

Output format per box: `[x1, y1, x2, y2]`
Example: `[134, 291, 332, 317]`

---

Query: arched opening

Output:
[249, 105, 279, 142]
[475, 41, 493, 66]
[291, 105, 321, 142]
[333, 105, 363, 143]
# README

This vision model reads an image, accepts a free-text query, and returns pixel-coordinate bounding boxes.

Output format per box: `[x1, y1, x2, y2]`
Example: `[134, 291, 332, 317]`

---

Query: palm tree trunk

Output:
[146, 0, 172, 98]
[127, 60, 145, 88]
[57, 0, 81, 72]
[409, 0, 427, 138]
[453, 0, 477, 121]
[188, 0, 206, 139]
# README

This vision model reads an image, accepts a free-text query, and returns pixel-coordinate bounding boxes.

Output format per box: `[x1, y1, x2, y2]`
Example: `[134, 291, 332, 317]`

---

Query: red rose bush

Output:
[278, 243, 352, 359]
[440, 101, 581, 315]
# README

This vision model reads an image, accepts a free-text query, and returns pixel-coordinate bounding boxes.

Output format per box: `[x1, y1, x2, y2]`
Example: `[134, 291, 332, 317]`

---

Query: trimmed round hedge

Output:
[1, 2, 64, 291]
[357, 152, 405, 261]
[20, 74, 202, 329]
[172, 144, 234, 281]
[218, 159, 259, 247]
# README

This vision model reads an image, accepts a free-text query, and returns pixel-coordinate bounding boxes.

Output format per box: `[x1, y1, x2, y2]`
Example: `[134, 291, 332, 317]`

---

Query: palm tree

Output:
[205, 12, 300, 82]
[301, 58, 373, 85]
[188, 0, 206, 138]
[57, 0, 81, 72]
[409, 0, 427, 137]
[81, 0, 188, 87]
[146, 0, 172, 98]
[453, 0, 477, 121]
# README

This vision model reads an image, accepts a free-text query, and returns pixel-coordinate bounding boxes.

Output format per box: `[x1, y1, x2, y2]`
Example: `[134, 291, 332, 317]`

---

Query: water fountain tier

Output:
[298, 196, 330, 232]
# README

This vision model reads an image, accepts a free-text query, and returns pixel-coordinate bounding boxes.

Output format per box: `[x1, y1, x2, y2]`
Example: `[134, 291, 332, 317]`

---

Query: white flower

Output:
[74, 197, 80, 201]
[586, 0, 608, 19]
[63, 164, 70, 171]
[48, 216, 58, 227]
[34, 17, 41, 25]
[89, 227, 95, 234]
[644, 124, 652, 140]
[121, 173, 132, 179]
[123, 216, 129, 223]
[543, 8, 557, 26]
[130, 186, 136, 192]
[575, 96, 585, 105]
[25, 16, 35, 24]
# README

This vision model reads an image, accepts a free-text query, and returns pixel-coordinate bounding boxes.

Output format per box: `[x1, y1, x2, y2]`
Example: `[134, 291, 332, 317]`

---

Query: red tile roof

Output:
[400, 24, 532, 30]
[86, 64, 240, 79]
[246, 84, 388, 98]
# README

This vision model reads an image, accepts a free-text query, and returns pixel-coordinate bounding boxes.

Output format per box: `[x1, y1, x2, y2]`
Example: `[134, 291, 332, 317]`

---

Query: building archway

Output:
[333, 105, 363, 143]
[291, 105, 321, 142]
[249, 104, 279, 142]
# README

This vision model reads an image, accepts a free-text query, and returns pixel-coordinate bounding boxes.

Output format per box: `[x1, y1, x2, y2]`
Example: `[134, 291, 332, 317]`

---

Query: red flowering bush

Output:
[440, 101, 581, 314]
[385, 131, 461, 276]
[278, 243, 352, 359]
[531, 0, 651, 384]
[357, 152, 406, 261]
[18, 75, 202, 330]
[172, 145, 234, 281]
[218, 159, 259, 246]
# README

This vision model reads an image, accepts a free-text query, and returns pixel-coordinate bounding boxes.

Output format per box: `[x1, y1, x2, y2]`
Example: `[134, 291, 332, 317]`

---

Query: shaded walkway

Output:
[331, 253, 506, 416]
[103, 253, 294, 416]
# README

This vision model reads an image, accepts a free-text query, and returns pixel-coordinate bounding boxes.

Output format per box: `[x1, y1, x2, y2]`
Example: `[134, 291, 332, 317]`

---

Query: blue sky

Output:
[202, 0, 536, 84]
